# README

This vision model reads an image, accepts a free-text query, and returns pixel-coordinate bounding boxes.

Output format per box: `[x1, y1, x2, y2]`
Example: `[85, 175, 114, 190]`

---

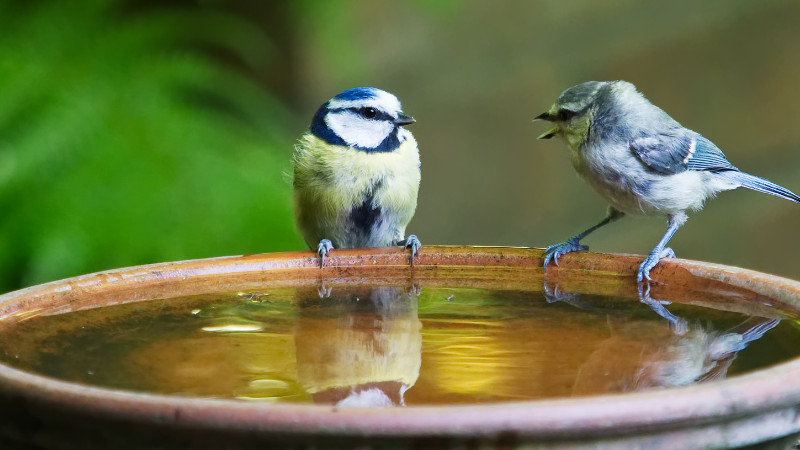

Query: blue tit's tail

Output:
[717, 170, 800, 204]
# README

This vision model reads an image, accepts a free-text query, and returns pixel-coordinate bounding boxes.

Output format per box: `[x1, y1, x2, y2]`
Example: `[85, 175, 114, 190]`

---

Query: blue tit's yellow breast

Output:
[292, 132, 421, 246]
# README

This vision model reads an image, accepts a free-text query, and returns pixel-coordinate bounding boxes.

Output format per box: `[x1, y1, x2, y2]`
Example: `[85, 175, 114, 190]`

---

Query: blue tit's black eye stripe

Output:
[339, 107, 394, 122]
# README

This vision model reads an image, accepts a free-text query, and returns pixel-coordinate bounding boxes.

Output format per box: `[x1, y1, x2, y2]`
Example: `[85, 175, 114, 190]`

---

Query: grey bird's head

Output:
[535, 80, 639, 149]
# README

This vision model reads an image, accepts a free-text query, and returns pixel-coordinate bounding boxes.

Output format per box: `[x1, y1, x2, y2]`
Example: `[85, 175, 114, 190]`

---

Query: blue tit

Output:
[535, 80, 800, 283]
[293, 87, 421, 267]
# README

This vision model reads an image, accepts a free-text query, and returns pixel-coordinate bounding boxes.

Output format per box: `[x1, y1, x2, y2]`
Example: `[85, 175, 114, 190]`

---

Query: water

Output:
[0, 284, 798, 407]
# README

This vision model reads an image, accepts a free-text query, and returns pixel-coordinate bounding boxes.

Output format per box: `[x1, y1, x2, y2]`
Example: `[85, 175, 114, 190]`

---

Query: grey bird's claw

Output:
[402, 235, 421, 266]
[317, 239, 334, 268]
[661, 247, 676, 259]
[637, 254, 658, 283]
[543, 238, 588, 271]
[636, 247, 677, 283]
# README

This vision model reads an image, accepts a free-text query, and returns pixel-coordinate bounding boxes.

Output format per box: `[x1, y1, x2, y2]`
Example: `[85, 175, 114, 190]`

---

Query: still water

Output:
[0, 285, 797, 407]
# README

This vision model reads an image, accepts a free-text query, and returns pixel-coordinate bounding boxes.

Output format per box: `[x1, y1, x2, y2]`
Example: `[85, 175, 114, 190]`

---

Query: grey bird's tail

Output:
[717, 170, 800, 203]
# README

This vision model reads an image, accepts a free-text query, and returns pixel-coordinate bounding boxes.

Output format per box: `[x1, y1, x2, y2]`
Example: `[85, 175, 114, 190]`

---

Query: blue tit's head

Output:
[534, 81, 613, 146]
[309, 87, 416, 153]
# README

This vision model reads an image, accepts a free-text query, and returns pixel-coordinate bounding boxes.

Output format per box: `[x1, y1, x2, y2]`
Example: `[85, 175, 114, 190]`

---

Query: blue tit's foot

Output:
[317, 239, 334, 268]
[542, 238, 588, 271]
[636, 247, 676, 283]
[399, 235, 421, 266]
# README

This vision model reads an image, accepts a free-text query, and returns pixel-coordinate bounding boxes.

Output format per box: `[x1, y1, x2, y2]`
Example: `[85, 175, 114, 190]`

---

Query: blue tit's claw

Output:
[661, 247, 676, 259]
[542, 238, 588, 271]
[317, 239, 334, 268]
[402, 235, 421, 266]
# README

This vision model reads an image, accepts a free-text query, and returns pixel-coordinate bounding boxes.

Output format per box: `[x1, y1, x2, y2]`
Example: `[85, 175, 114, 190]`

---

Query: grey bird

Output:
[536, 80, 800, 283]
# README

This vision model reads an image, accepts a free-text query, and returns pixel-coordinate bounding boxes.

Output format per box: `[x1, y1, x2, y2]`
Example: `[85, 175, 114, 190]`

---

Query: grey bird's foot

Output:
[317, 239, 334, 268]
[637, 247, 676, 283]
[399, 235, 421, 266]
[543, 238, 588, 271]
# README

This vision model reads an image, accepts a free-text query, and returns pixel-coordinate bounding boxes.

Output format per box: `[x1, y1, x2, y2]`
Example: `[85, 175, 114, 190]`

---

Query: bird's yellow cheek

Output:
[562, 117, 591, 151]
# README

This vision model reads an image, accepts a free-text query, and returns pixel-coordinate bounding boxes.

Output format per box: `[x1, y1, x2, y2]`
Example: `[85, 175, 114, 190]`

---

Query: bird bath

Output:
[1, 246, 800, 449]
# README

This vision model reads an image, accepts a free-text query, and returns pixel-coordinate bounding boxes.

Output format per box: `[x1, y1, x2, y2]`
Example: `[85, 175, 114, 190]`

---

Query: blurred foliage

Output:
[3, 0, 800, 292]
[0, 0, 305, 291]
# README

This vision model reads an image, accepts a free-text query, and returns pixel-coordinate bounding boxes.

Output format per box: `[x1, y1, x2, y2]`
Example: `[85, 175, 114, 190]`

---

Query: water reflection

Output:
[544, 279, 688, 332]
[543, 279, 780, 393]
[638, 283, 688, 334]
[294, 286, 422, 407]
[0, 283, 791, 404]
[573, 315, 779, 394]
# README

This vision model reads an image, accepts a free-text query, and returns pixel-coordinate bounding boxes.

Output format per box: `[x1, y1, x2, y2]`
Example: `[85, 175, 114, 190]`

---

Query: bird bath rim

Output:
[1, 246, 799, 448]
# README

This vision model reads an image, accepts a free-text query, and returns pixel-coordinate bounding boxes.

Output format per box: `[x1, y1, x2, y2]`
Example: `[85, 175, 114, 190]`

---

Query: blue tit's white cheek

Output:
[397, 127, 409, 143]
[325, 111, 394, 149]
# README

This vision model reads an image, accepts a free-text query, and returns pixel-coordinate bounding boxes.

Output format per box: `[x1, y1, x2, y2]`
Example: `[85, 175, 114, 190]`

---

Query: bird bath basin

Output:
[1, 246, 800, 449]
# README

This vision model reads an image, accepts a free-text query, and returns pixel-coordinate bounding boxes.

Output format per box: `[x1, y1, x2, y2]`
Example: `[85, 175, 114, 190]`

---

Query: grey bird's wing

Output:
[630, 130, 737, 175]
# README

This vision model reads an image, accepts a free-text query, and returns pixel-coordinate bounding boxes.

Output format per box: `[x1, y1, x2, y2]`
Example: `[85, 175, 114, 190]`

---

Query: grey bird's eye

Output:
[361, 107, 378, 119]
[559, 109, 577, 121]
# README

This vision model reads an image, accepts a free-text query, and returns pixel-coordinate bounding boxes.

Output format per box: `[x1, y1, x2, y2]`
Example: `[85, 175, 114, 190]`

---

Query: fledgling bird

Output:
[293, 87, 421, 267]
[536, 80, 800, 282]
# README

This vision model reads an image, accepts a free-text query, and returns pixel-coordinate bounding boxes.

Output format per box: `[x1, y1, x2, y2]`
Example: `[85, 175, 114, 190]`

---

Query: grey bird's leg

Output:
[317, 239, 334, 268]
[637, 212, 686, 283]
[397, 235, 421, 266]
[543, 207, 625, 270]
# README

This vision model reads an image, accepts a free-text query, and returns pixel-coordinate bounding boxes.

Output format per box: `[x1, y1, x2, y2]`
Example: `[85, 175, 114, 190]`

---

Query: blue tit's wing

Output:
[630, 130, 737, 175]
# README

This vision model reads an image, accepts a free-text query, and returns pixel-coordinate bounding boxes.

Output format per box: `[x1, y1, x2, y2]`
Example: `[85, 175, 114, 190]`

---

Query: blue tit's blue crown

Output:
[332, 87, 381, 102]
[309, 87, 409, 153]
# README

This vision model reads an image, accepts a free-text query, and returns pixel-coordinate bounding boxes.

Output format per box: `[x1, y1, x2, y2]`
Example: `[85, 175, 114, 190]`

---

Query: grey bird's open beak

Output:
[537, 127, 559, 139]
[534, 111, 559, 139]
[394, 114, 416, 126]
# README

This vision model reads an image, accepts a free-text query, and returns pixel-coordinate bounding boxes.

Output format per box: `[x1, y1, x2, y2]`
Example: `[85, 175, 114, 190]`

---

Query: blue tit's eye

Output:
[361, 107, 378, 119]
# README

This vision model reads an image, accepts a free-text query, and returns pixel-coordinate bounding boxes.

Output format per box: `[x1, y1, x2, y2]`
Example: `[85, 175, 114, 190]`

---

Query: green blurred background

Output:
[2, 0, 800, 292]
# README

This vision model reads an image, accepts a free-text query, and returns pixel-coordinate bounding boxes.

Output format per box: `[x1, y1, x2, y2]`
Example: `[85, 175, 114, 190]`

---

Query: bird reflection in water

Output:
[543, 279, 780, 394]
[294, 285, 421, 407]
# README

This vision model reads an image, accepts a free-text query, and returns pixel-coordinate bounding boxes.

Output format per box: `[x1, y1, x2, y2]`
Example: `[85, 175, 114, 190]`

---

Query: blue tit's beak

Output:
[394, 114, 416, 126]
[534, 111, 559, 139]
